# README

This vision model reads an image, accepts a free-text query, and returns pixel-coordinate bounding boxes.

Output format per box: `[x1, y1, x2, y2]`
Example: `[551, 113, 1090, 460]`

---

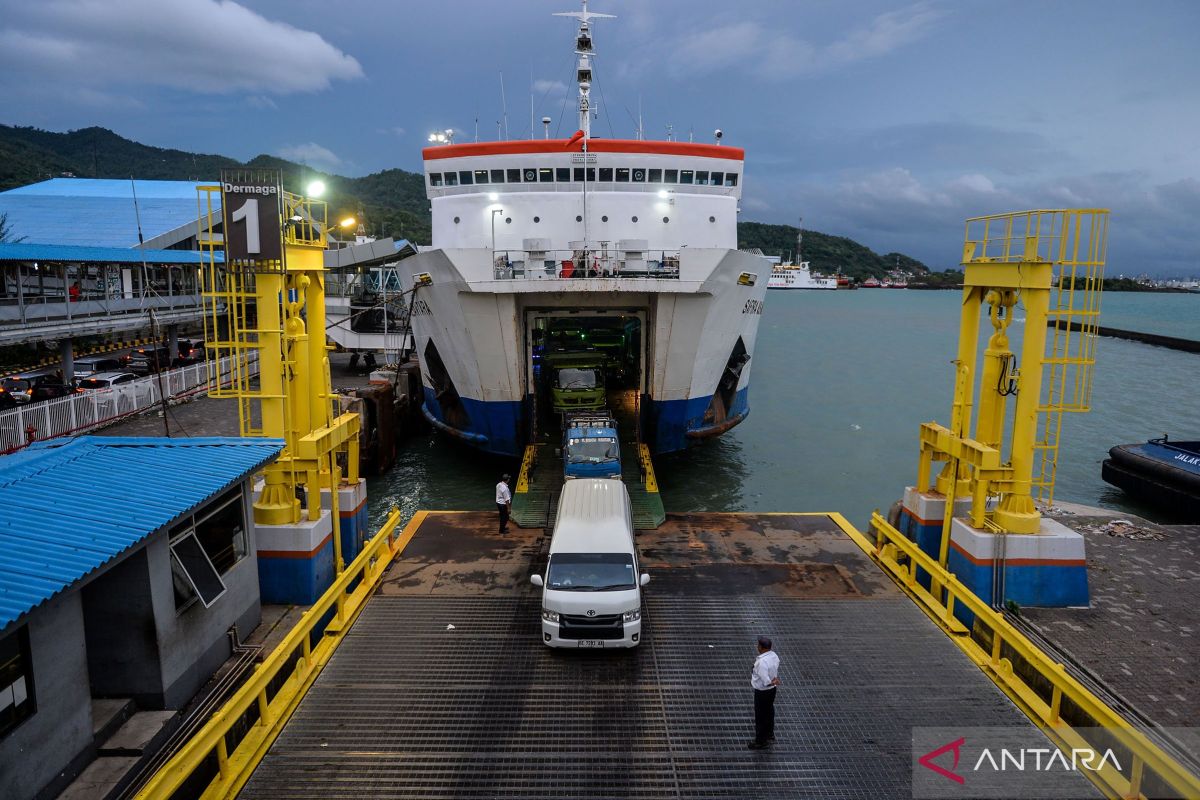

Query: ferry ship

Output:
[767, 262, 838, 290]
[403, 2, 768, 457]
[766, 224, 837, 289]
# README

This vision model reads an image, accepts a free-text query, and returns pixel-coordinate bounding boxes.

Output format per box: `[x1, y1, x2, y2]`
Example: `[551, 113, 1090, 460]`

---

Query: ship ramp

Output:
[223, 512, 1096, 799]
[511, 388, 665, 529]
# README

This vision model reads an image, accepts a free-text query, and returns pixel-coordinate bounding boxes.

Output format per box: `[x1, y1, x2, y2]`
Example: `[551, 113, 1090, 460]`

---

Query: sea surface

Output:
[368, 289, 1200, 531]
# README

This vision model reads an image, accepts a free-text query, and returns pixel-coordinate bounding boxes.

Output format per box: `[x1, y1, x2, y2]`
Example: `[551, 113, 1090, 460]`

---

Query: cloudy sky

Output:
[2, 0, 1198, 275]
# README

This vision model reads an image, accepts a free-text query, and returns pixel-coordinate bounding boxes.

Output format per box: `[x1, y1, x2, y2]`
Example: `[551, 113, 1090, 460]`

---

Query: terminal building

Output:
[0, 436, 283, 799]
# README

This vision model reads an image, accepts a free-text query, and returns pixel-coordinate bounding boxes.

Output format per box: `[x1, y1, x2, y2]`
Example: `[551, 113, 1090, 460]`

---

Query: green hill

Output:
[0, 125, 928, 272]
[736, 221, 929, 281]
[0, 125, 432, 244]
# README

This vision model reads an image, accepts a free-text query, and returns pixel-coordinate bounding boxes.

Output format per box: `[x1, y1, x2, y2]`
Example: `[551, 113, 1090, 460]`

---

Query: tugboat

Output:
[403, 0, 768, 457]
[1102, 436, 1200, 520]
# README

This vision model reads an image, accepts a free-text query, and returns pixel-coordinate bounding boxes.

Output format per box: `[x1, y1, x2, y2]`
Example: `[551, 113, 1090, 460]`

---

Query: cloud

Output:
[0, 0, 363, 95]
[245, 95, 279, 110]
[747, 165, 1199, 276]
[277, 143, 342, 170]
[660, 3, 943, 81]
[533, 79, 567, 95]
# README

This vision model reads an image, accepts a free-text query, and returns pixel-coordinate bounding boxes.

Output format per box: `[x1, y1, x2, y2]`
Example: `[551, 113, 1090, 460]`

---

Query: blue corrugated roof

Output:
[0, 242, 223, 264]
[0, 436, 283, 631]
[0, 178, 219, 248]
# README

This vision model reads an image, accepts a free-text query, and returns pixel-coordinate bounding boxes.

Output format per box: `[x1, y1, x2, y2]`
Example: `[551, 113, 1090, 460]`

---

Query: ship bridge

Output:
[423, 138, 744, 257]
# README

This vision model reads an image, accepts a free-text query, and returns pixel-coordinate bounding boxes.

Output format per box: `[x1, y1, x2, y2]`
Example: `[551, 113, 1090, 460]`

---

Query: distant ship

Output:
[766, 219, 837, 290]
[402, 0, 768, 457]
[767, 262, 837, 290]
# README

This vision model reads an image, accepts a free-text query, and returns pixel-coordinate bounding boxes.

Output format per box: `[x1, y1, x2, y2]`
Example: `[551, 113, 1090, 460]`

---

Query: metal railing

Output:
[132, 508, 413, 800]
[0, 352, 259, 452]
[491, 249, 681, 280]
[854, 511, 1200, 800]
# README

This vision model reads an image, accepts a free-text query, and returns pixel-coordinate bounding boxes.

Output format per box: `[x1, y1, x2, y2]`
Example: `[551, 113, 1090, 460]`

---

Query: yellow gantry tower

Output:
[198, 171, 361, 584]
[915, 209, 1108, 564]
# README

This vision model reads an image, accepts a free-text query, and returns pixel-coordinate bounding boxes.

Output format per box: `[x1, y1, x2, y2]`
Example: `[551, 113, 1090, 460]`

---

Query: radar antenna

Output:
[553, 0, 614, 139]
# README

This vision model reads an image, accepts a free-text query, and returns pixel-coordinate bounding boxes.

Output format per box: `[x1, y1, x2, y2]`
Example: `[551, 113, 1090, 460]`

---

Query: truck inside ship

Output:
[525, 309, 645, 445]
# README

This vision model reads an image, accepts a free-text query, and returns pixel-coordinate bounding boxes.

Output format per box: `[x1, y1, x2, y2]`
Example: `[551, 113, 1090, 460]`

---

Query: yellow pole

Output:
[993, 281, 1051, 534]
[935, 285, 981, 498]
[975, 290, 1016, 452]
[254, 271, 300, 524]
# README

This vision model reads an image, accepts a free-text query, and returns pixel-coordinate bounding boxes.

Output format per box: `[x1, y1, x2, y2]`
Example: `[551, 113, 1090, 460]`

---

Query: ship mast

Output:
[554, 0, 614, 140]
[554, 1, 613, 253]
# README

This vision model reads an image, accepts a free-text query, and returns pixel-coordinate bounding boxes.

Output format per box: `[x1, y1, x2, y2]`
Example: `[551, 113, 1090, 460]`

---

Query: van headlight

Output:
[542, 608, 560, 622]
[622, 609, 641, 622]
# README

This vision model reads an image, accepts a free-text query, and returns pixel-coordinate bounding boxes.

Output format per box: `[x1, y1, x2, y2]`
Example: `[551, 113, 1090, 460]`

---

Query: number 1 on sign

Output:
[231, 198, 260, 254]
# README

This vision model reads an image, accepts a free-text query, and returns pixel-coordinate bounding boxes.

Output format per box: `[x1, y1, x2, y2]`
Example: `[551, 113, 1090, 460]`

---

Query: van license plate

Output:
[578, 640, 605, 648]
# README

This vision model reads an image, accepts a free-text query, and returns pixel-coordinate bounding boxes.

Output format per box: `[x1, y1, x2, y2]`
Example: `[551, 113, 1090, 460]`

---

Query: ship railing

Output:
[0, 352, 258, 453]
[491, 249, 681, 280]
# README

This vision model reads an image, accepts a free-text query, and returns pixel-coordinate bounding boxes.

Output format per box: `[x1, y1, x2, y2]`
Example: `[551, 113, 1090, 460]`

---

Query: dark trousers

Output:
[497, 502, 509, 532]
[754, 687, 776, 743]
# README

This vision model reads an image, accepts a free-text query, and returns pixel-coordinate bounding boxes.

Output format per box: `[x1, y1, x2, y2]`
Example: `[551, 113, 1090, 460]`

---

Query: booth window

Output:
[539, 168, 554, 183]
[615, 168, 630, 182]
[474, 170, 490, 184]
[664, 169, 678, 183]
[556, 167, 571, 182]
[458, 171, 474, 185]
[491, 169, 505, 183]
[169, 486, 247, 611]
[444, 172, 458, 186]
[680, 170, 694, 184]
[649, 169, 663, 183]
[429, 173, 443, 187]
[725, 173, 739, 187]
[598, 167, 613, 181]
[0, 627, 35, 739]
[507, 168, 522, 182]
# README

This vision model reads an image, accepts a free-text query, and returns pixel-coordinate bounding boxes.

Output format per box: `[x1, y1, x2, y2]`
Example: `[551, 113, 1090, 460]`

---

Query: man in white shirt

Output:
[496, 474, 512, 534]
[749, 636, 781, 749]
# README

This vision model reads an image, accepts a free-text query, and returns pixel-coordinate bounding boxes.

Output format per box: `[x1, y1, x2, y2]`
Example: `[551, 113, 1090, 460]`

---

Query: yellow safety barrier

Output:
[638, 443, 658, 493]
[515, 444, 536, 493]
[846, 512, 1200, 800]
[135, 508, 420, 800]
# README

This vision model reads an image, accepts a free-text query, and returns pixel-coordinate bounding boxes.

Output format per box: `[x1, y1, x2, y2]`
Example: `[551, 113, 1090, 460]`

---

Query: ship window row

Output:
[428, 167, 738, 188]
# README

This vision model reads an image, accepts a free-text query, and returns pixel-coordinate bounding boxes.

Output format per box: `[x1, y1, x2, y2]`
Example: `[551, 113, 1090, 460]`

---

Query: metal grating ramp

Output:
[239, 512, 1095, 799]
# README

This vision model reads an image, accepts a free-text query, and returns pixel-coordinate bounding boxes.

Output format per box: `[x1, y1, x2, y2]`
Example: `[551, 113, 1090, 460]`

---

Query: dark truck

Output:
[562, 412, 622, 481]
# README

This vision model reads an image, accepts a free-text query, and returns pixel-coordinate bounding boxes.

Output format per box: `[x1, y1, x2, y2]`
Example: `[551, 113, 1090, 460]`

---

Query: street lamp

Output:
[427, 129, 455, 144]
[325, 216, 356, 239]
[306, 180, 326, 198]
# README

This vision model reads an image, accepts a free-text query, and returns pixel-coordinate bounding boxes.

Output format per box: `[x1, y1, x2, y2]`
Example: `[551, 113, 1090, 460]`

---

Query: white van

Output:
[531, 479, 649, 648]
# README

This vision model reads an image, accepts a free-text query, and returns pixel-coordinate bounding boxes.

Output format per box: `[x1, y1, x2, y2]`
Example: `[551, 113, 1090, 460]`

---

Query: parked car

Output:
[76, 372, 140, 392]
[0, 387, 16, 411]
[172, 342, 206, 367]
[29, 382, 77, 404]
[73, 357, 123, 378]
[129, 346, 171, 375]
[1, 377, 33, 404]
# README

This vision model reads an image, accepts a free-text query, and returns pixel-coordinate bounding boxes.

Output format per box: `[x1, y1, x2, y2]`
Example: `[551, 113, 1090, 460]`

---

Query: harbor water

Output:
[369, 290, 1200, 530]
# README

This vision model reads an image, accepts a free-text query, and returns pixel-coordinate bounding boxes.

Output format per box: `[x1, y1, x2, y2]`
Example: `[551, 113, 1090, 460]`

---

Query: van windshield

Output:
[547, 552, 635, 591]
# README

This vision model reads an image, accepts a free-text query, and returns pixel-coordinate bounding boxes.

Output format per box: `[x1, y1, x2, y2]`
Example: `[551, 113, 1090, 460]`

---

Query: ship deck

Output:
[237, 511, 1094, 799]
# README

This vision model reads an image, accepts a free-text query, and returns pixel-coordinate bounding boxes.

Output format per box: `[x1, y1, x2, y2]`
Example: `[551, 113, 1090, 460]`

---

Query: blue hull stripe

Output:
[422, 386, 751, 457]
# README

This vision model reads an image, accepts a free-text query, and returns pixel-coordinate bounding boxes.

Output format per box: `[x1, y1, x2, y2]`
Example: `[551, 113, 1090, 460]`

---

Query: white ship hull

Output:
[403, 247, 767, 456]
